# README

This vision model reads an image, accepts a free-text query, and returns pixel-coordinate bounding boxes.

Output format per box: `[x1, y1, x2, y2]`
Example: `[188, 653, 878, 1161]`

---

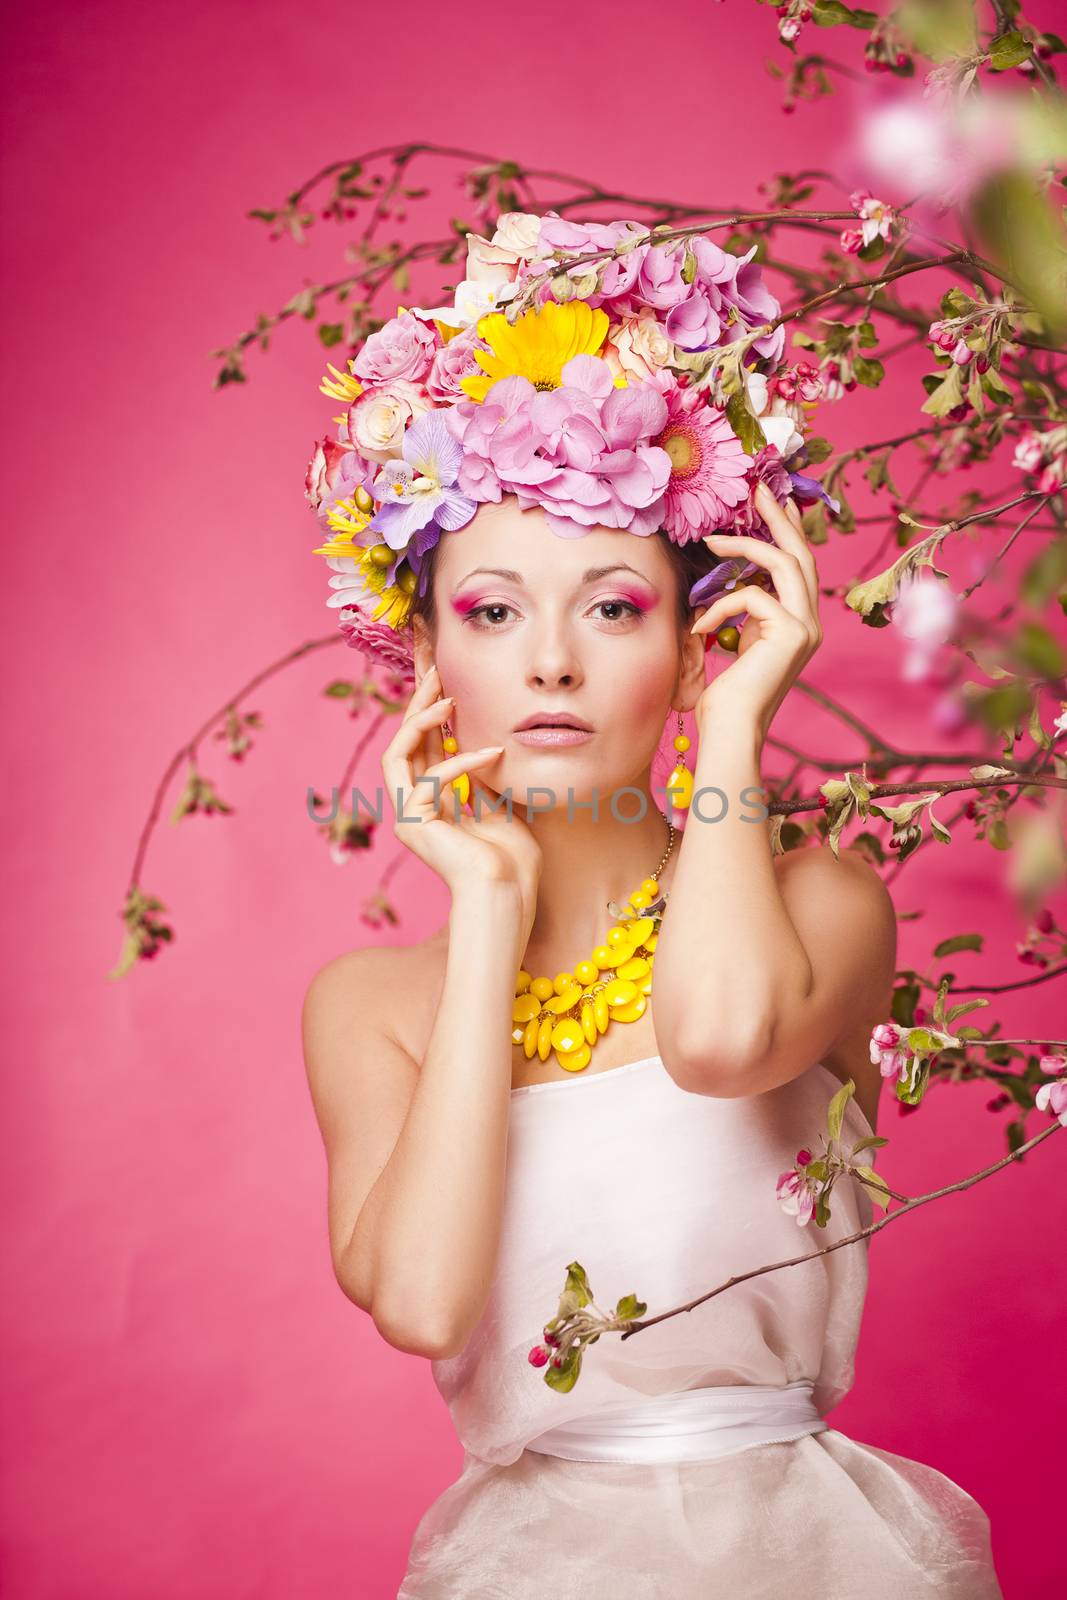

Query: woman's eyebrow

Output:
[454, 563, 653, 588]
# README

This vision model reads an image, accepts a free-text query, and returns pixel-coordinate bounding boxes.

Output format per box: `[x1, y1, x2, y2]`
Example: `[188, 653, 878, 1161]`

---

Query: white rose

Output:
[604, 313, 674, 384]
[349, 380, 432, 465]
[490, 212, 543, 258]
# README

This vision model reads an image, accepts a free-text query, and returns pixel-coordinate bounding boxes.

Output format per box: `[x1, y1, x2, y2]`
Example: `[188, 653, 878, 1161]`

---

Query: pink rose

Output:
[426, 328, 489, 404]
[305, 436, 361, 512]
[353, 311, 438, 386]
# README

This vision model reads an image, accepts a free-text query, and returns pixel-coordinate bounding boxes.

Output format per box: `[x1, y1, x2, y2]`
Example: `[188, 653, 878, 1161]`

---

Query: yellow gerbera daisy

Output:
[312, 534, 417, 631]
[460, 299, 615, 403]
[311, 491, 375, 560]
[319, 358, 364, 404]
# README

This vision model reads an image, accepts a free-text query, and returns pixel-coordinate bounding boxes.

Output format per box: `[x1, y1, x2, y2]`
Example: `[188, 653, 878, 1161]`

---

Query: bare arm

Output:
[302, 876, 526, 1361]
[652, 710, 897, 1098]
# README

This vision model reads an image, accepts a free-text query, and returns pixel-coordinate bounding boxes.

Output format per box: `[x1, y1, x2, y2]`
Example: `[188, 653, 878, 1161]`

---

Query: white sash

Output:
[523, 1379, 828, 1465]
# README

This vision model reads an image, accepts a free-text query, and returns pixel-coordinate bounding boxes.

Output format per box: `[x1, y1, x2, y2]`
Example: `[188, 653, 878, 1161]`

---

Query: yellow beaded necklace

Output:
[511, 819, 677, 1076]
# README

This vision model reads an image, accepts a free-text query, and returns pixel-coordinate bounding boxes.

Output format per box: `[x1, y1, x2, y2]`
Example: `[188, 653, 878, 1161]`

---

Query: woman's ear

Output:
[674, 611, 709, 713]
[410, 614, 435, 686]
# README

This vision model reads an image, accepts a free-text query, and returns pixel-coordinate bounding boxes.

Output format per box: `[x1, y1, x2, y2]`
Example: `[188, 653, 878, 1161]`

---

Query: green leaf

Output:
[827, 1077, 856, 1143]
[804, 435, 834, 464]
[988, 30, 1033, 70]
[921, 363, 966, 417]
[933, 933, 984, 957]
[851, 1134, 890, 1153]
[614, 1294, 647, 1320]
[854, 1166, 891, 1210]
[544, 1345, 583, 1392]
[970, 172, 1067, 338]
[945, 997, 990, 1026]
[1014, 621, 1067, 679]
[318, 322, 345, 347]
[853, 355, 885, 387]
[1021, 536, 1067, 608]
[812, 0, 856, 24]
[976, 680, 1034, 733]
[725, 391, 768, 455]
[898, 0, 977, 60]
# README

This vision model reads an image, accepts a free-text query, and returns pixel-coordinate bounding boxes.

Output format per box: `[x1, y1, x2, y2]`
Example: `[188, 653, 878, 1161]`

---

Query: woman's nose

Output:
[526, 642, 583, 689]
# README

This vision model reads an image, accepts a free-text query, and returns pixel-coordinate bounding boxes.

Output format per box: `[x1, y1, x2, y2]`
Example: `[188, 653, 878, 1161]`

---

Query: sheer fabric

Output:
[397, 1056, 1002, 1598]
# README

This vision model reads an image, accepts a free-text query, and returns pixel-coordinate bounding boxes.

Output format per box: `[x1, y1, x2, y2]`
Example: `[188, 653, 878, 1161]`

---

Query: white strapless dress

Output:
[397, 1055, 1003, 1598]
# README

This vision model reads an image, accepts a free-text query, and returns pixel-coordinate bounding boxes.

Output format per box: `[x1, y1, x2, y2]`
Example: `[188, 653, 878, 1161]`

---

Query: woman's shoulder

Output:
[303, 926, 449, 1028]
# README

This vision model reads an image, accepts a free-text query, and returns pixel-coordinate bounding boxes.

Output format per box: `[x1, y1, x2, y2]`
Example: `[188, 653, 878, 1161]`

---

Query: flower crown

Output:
[305, 210, 838, 681]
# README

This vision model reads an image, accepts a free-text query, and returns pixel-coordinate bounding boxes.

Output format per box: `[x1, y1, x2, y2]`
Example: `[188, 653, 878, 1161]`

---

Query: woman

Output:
[302, 487, 1003, 1596]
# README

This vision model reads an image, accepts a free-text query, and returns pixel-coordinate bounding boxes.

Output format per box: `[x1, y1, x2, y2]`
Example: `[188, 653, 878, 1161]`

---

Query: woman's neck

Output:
[520, 795, 677, 964]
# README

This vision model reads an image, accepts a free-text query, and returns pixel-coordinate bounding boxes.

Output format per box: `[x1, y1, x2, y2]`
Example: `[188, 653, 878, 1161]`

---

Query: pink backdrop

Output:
[4, 1, 1063, 1594]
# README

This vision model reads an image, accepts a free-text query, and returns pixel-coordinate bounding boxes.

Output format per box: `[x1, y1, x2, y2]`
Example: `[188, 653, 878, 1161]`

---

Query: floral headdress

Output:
[305, 211, 838, 681]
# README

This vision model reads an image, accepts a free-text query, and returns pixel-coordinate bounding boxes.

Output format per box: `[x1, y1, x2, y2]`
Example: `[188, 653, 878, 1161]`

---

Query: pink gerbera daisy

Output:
[652, 378, 751, 544]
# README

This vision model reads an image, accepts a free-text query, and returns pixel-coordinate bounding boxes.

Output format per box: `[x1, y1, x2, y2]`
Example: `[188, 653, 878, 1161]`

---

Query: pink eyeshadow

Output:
[449, 593, 485, 617]
[615, 588, 659, 611]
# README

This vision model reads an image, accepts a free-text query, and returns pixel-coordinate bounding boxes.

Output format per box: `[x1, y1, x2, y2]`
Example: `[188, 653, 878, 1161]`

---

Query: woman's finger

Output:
[691, 582, 810, 645]
[753, 486, 820, 614]
[703, 532, 813, 624]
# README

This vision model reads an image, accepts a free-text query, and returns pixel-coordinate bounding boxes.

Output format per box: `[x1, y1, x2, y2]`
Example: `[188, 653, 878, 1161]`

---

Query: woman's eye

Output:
[466, 602, 516, 628]
[592, 599, 642, 625]
[464, 598, 642, 629]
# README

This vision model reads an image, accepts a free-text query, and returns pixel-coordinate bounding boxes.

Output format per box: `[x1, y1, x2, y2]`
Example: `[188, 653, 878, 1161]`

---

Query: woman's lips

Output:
[511, 726, 595, 747]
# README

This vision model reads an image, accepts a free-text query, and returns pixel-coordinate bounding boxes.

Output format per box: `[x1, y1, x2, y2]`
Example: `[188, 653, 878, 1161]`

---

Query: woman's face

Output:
[415, 498, 704, 808]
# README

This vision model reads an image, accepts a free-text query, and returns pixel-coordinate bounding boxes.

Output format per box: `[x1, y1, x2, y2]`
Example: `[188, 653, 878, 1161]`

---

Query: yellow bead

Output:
[616, 956, 650, 981]
[367, 541, 393, 565]
[522, 1016, 539, 1059]
[451, 771, 470, 807]
[607, 926, 631, 948]
[673, 733, 691, 752]
[512, 993, 541, 1024]
[610, 994, 647, 1024]
[604, 977, 639, 1008]
[555, 1041, 592, 1074]
[644, 931, 658, 952]
[629, 889, 651, 910]
[530, 976, 555, 1001]
[641, 878, 660, 899]
[639, 973, 653, 996]
[580, 999, 598, 1046]
[627, 917, 654, 947]
[553, 971, 574, 995]
[546, 983, 583, 1015]
[442, 735, 458, 753]
[550, 1018, 586, 1054]
[592, 945, 615, 970]
[537, 1015, 554, 1061]
[666, 763, 693, 809]
[593, 991, 610, 1032]
[515, 969, 532, 993]
[574, 959, 599, 985]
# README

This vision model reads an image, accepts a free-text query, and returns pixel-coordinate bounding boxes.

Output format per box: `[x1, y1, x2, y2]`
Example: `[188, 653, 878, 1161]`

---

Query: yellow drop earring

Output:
[441, 717, 470, 809]
[666, 711, 693, 811]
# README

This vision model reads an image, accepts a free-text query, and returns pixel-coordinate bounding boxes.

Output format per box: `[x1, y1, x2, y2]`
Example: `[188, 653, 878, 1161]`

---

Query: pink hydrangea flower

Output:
[444, 354, 673, 537]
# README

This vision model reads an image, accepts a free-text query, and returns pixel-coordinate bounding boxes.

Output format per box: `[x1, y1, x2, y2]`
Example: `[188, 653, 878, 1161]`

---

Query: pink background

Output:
[4, 1, 1063, 1594]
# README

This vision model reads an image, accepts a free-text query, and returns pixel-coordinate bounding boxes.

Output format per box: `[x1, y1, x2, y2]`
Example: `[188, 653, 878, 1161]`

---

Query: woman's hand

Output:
[381, 664, 542, 931]
[691, 481, 823, 742]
